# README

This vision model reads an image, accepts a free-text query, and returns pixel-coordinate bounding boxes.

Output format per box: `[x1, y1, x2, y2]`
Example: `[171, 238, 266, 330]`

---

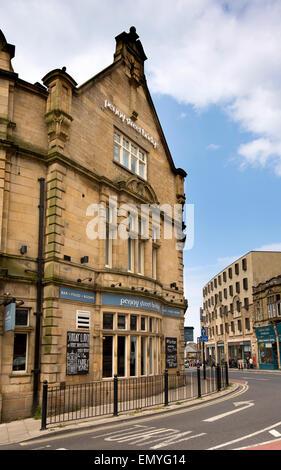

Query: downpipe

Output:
[32, 177, 45, 414]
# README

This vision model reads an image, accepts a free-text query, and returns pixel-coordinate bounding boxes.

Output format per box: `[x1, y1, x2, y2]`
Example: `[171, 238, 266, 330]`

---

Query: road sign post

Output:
[200, 327, 208, 379]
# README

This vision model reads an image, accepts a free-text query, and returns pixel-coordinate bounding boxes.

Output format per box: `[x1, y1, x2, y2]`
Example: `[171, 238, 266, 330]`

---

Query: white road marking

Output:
[151, 432, 206, 449]
[208, 420, 281, 450]
[93, 424, 206, 449]
[104, 427, 177, 443]
[203, 401, 254, 422]
[236, 437, 281, 450]
[269, 429, 281, 437]
[242, 377, 268, 381]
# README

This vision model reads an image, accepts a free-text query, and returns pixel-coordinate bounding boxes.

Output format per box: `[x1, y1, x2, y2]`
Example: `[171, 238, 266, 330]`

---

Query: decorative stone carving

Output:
[117, 175, 158, 204]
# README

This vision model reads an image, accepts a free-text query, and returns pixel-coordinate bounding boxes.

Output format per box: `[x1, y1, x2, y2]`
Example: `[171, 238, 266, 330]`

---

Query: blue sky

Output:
[2, 0, 281, 339]
[153, 94, 281, 338]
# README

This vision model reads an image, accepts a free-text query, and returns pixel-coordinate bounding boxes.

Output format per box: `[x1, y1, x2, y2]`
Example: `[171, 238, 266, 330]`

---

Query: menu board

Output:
[66, 331, 90, 375]
[166, 337, 177, 368]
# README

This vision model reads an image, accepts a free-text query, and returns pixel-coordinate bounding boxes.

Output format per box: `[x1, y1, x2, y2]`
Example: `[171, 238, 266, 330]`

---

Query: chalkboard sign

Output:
[166, 337, 177, 368]
[66, 331, 90, 375]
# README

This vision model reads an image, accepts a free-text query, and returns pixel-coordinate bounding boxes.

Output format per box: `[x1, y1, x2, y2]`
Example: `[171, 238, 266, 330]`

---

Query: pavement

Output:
[0, 381, 241, 447]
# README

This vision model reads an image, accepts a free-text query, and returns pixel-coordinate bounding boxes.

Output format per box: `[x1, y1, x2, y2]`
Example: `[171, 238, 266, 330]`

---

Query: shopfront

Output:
[217, 342, 225, 364]
[206, 344, 216, 365]
[228, 341, 251, 368]
[255, 325, 279, 370]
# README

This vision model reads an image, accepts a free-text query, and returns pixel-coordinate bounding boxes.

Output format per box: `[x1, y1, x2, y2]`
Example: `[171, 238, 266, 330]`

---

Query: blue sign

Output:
[255, 325, 276, 343]
[163, 306, 181, 317]
[201, 327, 207, 337]
[184, 327, 194, 342]
[200, 336, 208, 342]
[102, 294, 162, 313]
[59, 287, 95, 304]
[5, 302, 16, 332]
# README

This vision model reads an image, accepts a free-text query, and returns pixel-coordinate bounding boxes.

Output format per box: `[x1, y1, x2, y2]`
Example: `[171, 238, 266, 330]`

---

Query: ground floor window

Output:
[141, 336, 147, 375]
[130, 336, 137, 376]
[258, 341, 278, 367]
[102, 312, 162, 378]
[117, 336, 126, 376]
[12, 333, 27, 372]
[103, 336, 113, 377]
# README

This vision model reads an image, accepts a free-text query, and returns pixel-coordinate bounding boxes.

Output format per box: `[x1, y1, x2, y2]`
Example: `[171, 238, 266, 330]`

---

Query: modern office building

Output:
[0, 27, 187, 421]
[200, 251, 281, 368]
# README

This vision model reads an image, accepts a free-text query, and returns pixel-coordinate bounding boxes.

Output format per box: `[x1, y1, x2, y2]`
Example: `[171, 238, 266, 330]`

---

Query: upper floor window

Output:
[242, 258, 247, 271]
[268, 295, 276, 318]
[277, 294, 281, 317]
[114, 131, 147, 179]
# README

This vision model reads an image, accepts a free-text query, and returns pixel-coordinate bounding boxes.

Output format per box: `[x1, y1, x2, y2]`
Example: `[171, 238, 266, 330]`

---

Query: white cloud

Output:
[3, 0, 281, 175]
[178, 112, 187, 119]
[255, 242, 281, 251]
[207, 144, 220, 151]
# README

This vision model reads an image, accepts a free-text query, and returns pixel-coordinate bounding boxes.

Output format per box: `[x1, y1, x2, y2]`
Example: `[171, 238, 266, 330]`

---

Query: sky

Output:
[2, 0, 281, 340]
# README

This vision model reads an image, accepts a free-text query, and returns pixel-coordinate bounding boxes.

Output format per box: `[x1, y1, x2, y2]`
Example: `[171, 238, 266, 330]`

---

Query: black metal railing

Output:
[41, 363, 229, 430]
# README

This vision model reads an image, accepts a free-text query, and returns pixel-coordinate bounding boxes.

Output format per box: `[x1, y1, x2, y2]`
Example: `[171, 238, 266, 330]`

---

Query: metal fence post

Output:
[225, 361, 229, 387]
[40, 380, 48, 430]
[164, 369, 169, 406]
[216, 364, 221, 392]
[113, 374, 118, 416]
[197, 365, 201, 398]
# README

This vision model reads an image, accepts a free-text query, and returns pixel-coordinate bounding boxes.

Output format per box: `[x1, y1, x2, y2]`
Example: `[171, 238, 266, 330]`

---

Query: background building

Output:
[0, 27, 187, 421]
[253, 275, 281, 370]
[200, 251, 281, 368]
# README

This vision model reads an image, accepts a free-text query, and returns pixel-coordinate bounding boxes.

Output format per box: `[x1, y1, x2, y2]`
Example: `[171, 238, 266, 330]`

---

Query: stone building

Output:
[0, 27, 187, 421]
[200, 251, 281, 368]
[253, 275, 281, 370]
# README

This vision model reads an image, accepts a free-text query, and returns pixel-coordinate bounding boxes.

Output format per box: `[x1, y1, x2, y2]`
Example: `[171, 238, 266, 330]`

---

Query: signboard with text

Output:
[60, 287, 95, 304]
[165, 337, 178, 368]
[66, 331, 90, 375]
[4, 302, 16, 332]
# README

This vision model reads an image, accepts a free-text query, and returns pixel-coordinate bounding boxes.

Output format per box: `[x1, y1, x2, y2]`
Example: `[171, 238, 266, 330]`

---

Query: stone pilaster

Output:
[42, 67, 76, 154]
[45, 163, 66, 260]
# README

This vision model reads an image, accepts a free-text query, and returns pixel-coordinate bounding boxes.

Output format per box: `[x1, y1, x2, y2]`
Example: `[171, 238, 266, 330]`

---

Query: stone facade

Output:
[0, 27, 187, 422]
[253, 275, 281, 369]
[200, 251, 281, 368]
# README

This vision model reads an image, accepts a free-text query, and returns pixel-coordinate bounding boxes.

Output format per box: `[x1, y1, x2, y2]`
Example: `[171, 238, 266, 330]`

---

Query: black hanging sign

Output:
[166, 337, 177, 368]
[66, 331, 90, 375]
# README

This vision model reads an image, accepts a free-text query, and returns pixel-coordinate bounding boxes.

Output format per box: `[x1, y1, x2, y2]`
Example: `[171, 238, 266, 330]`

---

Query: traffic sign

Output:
[200, 336, 208, 342]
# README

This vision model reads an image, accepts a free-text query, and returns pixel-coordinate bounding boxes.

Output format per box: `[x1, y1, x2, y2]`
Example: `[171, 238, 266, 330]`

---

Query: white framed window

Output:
[13, 333, 28, 372]
[128, 237, 135, 272]
[256, 301, 262, 321]
[152, 247, 157, 280]
[277, 294, 281, 317]
[137, 240, 144, 275]
[268, 296, 276, 318]
[105, 205, 113, 268]
[12, 308, 30, 373]
[141, 336, 147, 375]
[130, 336, 138, 376]
[114, 130, 147, 179]
[149, 337, 154, 375]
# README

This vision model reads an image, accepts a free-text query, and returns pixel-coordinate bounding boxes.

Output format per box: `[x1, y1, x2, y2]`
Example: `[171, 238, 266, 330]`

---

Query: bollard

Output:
[225, 361, 229, 387]
[40, 380, 48, 430]
[113, 374, 118, 416]
[164, 369, 169, 406]
[216, 364, 221, 392]
[197, 365, 201, 398]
